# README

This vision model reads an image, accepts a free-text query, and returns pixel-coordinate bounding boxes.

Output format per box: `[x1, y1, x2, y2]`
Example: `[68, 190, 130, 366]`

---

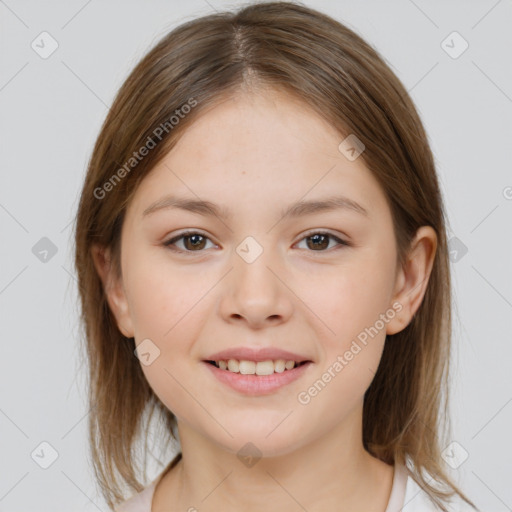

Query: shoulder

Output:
[402, 467, 477, 512]
[114, 481, 156, 512]
[114, 453, 182, 512]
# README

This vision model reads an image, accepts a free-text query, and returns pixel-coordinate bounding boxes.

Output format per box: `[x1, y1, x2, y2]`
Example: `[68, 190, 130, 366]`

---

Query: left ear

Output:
[386, 226, 438, 335]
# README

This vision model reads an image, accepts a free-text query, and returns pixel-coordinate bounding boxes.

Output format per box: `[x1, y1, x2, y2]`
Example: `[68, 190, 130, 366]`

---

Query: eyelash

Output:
[163, 230, 350, 255]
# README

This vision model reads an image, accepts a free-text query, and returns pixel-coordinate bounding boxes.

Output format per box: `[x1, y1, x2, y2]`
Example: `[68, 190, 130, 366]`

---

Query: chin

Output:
[212, 423, 308, 459]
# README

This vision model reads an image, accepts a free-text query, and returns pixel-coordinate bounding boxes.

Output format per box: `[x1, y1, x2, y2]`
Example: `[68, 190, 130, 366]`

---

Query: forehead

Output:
[172, 89, 344, 166]
[126, 90, 388, 223]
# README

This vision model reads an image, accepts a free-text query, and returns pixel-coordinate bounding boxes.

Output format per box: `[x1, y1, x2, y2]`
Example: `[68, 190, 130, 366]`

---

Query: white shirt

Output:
[387, 463, 476, 511]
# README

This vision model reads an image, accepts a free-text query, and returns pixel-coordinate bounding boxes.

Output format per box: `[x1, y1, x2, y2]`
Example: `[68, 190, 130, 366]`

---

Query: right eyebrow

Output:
[142, 196, 231, 219]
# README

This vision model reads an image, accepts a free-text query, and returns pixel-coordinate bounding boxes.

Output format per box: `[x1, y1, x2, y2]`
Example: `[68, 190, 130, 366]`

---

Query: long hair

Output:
[73, 2, 477, 510]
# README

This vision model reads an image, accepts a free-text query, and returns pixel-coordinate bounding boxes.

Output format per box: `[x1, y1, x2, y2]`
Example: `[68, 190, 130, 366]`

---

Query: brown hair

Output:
[74, 2, 478, 510]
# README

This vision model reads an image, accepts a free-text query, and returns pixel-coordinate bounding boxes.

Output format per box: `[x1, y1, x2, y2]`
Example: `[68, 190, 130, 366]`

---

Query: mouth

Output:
[202, 358, 313, 395]
[203, 359, 311, 375]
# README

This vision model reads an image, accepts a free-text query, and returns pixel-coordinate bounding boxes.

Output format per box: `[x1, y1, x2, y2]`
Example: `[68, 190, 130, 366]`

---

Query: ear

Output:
[91, 244, 135, 338]
[386, 226, 437, 335]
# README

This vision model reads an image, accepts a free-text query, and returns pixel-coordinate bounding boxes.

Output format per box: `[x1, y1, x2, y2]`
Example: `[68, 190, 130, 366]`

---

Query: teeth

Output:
[213, 359, 302, 375]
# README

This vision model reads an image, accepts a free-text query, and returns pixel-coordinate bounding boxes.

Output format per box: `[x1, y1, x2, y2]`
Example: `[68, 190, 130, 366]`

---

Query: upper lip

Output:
[204, 347, 312, 363]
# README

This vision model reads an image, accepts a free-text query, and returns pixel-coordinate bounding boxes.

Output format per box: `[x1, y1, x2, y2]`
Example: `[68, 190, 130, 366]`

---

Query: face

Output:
[97, 89, 432, 458]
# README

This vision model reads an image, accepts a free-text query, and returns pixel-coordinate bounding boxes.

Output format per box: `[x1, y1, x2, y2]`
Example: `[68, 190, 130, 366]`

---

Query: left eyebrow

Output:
[280, 195, 369, 218]
[142, 194, 369, 220]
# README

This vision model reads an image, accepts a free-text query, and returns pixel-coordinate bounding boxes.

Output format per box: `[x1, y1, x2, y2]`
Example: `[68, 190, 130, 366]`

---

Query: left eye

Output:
[163, 231, 349, 253]
[295, 232, 349, 252]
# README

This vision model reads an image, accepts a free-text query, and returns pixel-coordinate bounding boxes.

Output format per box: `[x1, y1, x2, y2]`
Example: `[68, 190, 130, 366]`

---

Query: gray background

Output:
[1, 0, 511, 510]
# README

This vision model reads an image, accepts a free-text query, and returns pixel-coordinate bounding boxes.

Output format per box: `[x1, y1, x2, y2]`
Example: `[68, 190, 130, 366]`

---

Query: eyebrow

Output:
[142, 194, 369, 220]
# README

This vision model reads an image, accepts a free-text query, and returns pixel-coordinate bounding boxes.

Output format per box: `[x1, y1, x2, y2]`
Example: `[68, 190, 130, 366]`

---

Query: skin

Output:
[93, 88, 437, 512]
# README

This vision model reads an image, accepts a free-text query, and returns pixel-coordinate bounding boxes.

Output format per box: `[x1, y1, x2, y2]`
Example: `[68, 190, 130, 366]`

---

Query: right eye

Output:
[163, 231, 217, 253]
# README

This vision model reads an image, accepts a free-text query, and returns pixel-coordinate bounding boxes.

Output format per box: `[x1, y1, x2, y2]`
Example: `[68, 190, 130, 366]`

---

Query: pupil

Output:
[186, 234, 205, 250]
[308, 234, 328, 250]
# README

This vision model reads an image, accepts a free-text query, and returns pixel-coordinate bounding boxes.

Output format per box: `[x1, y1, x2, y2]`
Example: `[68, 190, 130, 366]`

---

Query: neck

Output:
[154, 403, 395, 512]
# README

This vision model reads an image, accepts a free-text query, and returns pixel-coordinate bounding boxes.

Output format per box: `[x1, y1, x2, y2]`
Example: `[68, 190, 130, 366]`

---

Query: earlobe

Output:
[386, 226, 437, 336]
[91, 244, 135, 338]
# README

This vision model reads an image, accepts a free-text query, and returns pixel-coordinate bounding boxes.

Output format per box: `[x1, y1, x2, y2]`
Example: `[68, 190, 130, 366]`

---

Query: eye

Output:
[163, 230, 350, 254]
[295, 231, 349, 252]
[163, 231, 216, 253]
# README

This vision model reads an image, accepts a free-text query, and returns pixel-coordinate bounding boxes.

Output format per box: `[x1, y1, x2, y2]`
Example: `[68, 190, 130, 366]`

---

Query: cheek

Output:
[295, 252, 396, 420]
[124, 246, 201, 338]
[124, 245, 219, 356]
[128, 274, 176, 338]
[299, 244, 396, 356]
[125, 252, 211, 416]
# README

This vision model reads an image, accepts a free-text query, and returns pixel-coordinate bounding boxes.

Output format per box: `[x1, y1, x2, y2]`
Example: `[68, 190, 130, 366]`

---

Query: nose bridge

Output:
[235, 234, 268, 267]
[233, 234, 278, 295]
[220, 234, 293, 326]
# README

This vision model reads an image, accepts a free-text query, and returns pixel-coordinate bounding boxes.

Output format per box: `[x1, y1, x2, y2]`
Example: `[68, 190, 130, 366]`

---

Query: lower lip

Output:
[202, 361, 313, 395]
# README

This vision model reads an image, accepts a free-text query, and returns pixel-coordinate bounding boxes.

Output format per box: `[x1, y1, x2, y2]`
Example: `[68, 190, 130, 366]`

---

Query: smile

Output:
[202, 359, 313, 395]
[206, 359, 309, 375]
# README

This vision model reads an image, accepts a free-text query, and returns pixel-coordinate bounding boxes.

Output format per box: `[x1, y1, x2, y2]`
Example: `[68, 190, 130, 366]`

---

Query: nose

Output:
[218, 244, 294, 329]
